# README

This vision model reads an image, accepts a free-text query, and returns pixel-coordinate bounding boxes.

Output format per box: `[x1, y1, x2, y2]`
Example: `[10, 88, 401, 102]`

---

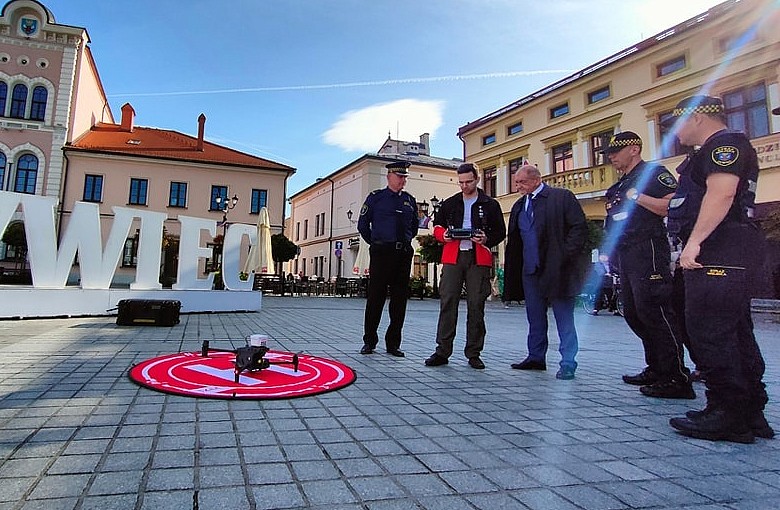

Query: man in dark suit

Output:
[504, 165, 588, 379]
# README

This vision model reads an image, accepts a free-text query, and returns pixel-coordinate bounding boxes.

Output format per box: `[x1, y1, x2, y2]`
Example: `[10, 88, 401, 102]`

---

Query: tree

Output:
[1, 221, 28, 270]
[272, 233, 298, 267]
[416, 234, 442, 264]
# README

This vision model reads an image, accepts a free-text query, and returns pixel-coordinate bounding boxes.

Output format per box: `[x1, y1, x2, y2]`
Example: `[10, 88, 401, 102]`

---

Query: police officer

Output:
[665, 95, 772, 443]
[358, 161, 419, 357]
[602, 132, 693, 399]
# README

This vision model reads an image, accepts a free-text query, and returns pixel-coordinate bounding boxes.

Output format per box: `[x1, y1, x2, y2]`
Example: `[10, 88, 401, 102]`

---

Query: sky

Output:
[40, 0, 727, 196]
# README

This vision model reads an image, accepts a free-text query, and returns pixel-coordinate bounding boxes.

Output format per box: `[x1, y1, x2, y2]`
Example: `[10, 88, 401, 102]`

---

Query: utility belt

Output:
[372, 241, 411, 251]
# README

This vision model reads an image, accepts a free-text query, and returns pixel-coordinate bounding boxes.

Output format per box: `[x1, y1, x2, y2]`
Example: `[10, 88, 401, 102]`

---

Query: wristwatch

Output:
[627, 189, 639, 201]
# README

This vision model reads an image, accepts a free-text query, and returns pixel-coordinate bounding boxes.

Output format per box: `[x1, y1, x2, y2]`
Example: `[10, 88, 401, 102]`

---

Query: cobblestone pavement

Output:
[0, 296, 778, 510]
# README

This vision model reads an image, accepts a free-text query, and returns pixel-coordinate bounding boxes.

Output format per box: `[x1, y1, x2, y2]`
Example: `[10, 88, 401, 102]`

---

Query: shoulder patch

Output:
[711, 146, 739, 167]
[360, 204, 368, 216]
[657, 171, 678, 189]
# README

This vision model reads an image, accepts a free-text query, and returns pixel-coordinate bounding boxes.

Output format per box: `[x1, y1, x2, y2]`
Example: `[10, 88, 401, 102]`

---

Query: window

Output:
[83, 174, 103, 202]
[29, 86, 47, 121]
[210, 185, 227, 210]
[320, 213, 326, 236]
[658, 111, 687, 158]
[250, 188, 267, 214]
[295, 221, 300, 241]
[483, 166, 497, 198]
[552, 142, 573, 173]
[129, 178, 148, 205]
[0, 81, 7, 116]
[169, 182, 187, 208]
[0, 151, 5, 190]
[550, 102, 569, 119]
[507, 122, 523, 136]
[10, 84, 27, 118]
[587, 86, 610, 105]
[657, 55, 686, 77]
[723, 83, 770, 140]
[303, 219, 308, 240]
[14, 154, 38, 194]
[508, 158, 524, 193]
[315, 214, 320, 237]
[590, 129, 614, 166]
[482, 133, 496, 146]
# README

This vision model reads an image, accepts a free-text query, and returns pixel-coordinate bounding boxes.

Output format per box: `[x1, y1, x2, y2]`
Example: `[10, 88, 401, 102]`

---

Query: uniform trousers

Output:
[434, 250, 492, 359]
[683, 222, 767, 411]
[522, 272, 578, 370]
[617, 236, 689, 381]
[363, 245, 414, 351]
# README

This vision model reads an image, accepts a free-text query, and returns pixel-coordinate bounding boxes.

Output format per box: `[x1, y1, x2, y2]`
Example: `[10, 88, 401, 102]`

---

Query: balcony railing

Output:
[542, 165, 620, 196]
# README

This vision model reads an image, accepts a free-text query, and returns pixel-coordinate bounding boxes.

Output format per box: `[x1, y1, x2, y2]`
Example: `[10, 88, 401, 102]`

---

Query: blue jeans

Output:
[522, 272, 578, 370]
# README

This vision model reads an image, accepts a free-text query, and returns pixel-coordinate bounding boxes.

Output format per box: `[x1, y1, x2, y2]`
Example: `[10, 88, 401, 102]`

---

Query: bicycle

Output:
[581, 273, 624, 316]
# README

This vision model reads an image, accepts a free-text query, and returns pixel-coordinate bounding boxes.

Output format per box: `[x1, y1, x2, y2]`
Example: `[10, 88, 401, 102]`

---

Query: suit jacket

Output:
[504, 184, 588, 300]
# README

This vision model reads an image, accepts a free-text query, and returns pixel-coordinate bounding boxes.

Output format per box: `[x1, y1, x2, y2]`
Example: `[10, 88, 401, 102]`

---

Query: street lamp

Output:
[346, 209, 356, 224]
[429, 195, 441, 297]
[215, 194, 239, 236]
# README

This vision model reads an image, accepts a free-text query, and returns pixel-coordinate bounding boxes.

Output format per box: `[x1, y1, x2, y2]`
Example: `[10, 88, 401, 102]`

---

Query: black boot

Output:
[670, 407, 754, 444]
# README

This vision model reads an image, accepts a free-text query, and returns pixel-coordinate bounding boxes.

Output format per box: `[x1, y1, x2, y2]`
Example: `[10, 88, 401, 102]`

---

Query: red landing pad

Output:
[128, 350, 356, 399]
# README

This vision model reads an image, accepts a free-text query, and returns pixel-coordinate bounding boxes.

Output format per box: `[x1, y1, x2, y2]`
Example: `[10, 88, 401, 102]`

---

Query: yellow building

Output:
[457, 0, 780, 295]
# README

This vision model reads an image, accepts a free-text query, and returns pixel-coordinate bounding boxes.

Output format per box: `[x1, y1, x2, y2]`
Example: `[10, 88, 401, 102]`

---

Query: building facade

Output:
[63, 104, 294, 285]
[457, 0, 780, 294]
[287, 134, 462, 281]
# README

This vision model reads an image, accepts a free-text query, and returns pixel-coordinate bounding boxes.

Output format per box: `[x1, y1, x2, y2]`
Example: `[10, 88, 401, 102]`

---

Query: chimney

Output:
[120, 103, 135, 132]
[197, 114, 206, 151]
[420, 133, 430, 155]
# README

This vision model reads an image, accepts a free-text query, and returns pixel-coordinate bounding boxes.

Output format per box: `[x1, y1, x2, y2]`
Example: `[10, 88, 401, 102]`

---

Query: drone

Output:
[200, 339, 299, 383]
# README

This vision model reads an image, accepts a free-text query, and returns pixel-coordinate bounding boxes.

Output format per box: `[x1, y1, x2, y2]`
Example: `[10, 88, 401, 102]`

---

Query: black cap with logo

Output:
[600, 131, 643, 155]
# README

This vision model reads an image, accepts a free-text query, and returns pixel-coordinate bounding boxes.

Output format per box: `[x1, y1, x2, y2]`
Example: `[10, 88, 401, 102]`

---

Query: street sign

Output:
[335, 249, 342, 258]
[335, 241, 343, 250]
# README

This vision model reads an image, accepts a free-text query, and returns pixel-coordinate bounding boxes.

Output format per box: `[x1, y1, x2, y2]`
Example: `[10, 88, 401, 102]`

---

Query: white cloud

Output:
[323, 99, 444, 152]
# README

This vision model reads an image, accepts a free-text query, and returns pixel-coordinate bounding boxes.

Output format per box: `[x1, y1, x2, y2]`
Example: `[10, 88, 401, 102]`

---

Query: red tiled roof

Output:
[68, 122, 294, 173]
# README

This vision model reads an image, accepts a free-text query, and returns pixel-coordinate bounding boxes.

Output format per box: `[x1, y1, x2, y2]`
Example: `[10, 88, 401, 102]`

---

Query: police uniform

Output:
[666, 95, 771, 442]
[603, 134, 691, 396]
[357, 161, 419, 355]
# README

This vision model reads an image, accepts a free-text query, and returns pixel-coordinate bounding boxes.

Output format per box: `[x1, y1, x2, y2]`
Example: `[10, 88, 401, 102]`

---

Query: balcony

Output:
[542, 165, 620, 197]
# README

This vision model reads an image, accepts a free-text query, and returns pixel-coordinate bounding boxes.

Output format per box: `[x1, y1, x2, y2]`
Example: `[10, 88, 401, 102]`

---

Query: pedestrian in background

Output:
[504, 165, 588, 380]
[665, 95, 772, 443]
[424, 162, 506, 369]
[601, 131, 694, 399]
[358, 161, 419, 357]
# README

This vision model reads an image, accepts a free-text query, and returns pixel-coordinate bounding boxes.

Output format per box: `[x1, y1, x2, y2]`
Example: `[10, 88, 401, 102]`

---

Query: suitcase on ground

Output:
[116, 299, 181, 326]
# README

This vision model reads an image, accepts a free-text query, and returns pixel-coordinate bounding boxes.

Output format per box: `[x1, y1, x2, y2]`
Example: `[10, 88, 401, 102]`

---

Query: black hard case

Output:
[116, 299, 181, 326]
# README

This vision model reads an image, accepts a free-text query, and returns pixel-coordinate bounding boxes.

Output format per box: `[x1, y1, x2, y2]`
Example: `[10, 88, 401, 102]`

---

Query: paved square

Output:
[1, 296, 778, 509]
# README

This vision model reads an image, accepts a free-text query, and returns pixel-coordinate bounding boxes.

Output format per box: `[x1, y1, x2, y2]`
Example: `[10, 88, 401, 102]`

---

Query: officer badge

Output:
[657, 172, 678, 189]
[711, 146, 739, 167]
[360, 204, 368, 216]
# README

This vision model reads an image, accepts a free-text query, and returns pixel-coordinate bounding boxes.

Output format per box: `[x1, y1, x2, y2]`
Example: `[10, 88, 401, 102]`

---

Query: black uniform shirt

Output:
[357, 187, 419, 245]
[605, 161, 677, 245]
[668, 130, 758, 241]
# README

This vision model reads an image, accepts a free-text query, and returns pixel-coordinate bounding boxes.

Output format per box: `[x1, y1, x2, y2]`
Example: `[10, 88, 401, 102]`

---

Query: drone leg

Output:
[234, 369, 240, 384]
[293, 353, 299, 372]
[201, 340, 210, 358]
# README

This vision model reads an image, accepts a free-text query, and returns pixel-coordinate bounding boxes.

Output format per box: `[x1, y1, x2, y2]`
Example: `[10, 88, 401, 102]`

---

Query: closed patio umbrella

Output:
[352, 237, 370, 276]
[243, 207, 273, 275]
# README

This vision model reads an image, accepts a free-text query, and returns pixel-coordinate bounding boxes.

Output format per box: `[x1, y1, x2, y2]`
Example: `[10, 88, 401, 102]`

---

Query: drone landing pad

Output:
[129, 350, 356, 399]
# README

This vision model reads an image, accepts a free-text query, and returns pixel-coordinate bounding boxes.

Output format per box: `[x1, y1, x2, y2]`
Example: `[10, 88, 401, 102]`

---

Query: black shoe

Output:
[640, 380, 696, 399]
[468, 357, 485, 369]
[386, 349, 405, 357]
[510, 358, 546, 370]
[424, 354, 448, 366]
[622, 367, 658, 386]
[749, 412, 775, 439]
[360, 344, 374, 355]
[686, 408, 774, 439]
[670, 408, 754, 444]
